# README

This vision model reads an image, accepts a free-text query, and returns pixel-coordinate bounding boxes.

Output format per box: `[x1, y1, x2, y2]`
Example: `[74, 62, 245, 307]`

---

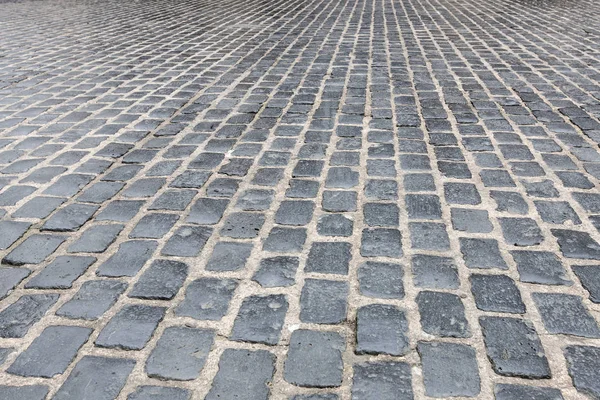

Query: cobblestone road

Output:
[1, 0, 600, 398]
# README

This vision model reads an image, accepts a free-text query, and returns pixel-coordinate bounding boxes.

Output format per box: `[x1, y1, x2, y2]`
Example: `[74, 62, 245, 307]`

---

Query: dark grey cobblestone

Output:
[206, 349, 275, 400]
[1, 0, 599, 395]
[146, 326, 214, 381]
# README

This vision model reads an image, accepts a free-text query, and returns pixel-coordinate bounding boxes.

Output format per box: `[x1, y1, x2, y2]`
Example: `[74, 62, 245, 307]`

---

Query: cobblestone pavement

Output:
[1, 0, 600, 398]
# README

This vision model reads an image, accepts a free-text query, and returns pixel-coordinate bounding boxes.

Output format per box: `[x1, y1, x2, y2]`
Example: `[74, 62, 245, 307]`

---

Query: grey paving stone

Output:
[0, 186, 34, 207]
[284, 329, 344, 388]
[412, 254, 459, 289]
[572, 192, 600, 213]
[231, 294, 288, 345]
[363, 203, 399, 227]
[149, 189, 196, 211]
[162, 225, 212, 257]
[405, 194, 442, 219]
[470, 274, 525, 313]
[443, 182, 481, 205]
[206, 241, 253, 271]
[322, 190, 357, 212]
[128, 386, 191, 400]
[54, 356, 135, 400]
[264, 227, 307, 252]
[253, 256, 299, 287]
[41, 203, 98, 232]
[0, 347, 13, 364]
[170, 170, 211, 188]
[490, 190, 529, 214]
[361, 228, 403, 257]
[0, 385, 49, 400]
[552, 229, 600, 260]
[326, 167, 359, 188]
[364, 179, 398, 200]
[418, 342, 481, 397]
[533, 293, 600, 338]
[404, 173, 435, 192]
[57, 280, 127, 320]
[0, 221, 30, 250]
[146, 326, 214, 381]
[2, 234, 66, 266]
[122, 178, 165, 198]
[130, 213, 179, 239]
[0, 267, 30, 300]
[572, 265, 600, 303]
[206, 178, 240, 197]
[68, 224, 124, 253]
[96, 240, 157, 277]
[417, 291, 470, 338]
[494, 384, 563, 400]
[450, 208, 493, 233]
[289, 395, 338, 400]
[479, 316, 550, 378]
[236, 189, 274, 210]
[275, 200, 315, 226]
[409, 222, 449, 251]
[44, 174, 94, 196]
[357, 261, 404, 299]
[12, 196, 66, 219]
[206, 349, 275, 400]
[77, 182, 124, 203]
[175, 278, 238, 320]
[129, 260, 188, 300]
[356, 304, 409, 356]
[352, 362, 413, 400]
[511, 250, 572, 285]
[317, 214, 353, 236]
[253, 168, 285, 186]
[221, 212, 265, 238]
[460, 238, 507, 269]
[305, 242, 351, 275]
[0, 294, 59, 338]
[534, 200, 581, 225]
[26, 255, 95, 289]
[96, 304, 165, 350]
[96, 200, 144, 222]
[286, 179, 320, 198]
[300, 279, 347, 324]
[186, 198, 229, 225]
[564, 345, 600, 399]
[499, 217, 543, 246]
[7, 325, 92, 377]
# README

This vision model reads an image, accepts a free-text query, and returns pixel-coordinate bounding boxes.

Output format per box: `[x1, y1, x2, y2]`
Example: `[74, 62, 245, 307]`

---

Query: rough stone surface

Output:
[352, 362, 414, 400]
[0, 0, 597, 395]
[356, 304, 409, 356]
[417, 291, 470, 338]
[206, 349, 275, 400]
[470, 274, 526, 313]
[284, 330, 344, 388]
[129, 260, 188, 300]
[300, 279, 348, 324]
[7, 325, 92, 377]
[0, 294, 59, 338]
[146, 326, 214, 381]
[532, 293, 600, 338]
[418, 342, 481, 397]
[175, 278, 237, 320]
[564, 345, 600, 399]
[479, 316, 551, 378]
[96, 305, 166, 350]
[54, 356, 135, 400]
[230, 294, 288, 345]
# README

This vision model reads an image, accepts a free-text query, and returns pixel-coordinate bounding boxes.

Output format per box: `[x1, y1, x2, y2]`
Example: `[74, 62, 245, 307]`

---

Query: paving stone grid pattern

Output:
[1, 0, 600, 398]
